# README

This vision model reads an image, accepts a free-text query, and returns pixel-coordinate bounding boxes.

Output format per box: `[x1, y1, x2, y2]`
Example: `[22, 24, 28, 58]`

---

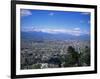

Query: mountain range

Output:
[21, 31, 90, 41]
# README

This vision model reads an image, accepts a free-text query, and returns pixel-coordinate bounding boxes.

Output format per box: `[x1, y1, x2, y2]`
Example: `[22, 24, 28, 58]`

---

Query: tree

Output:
[83, 46, 90, 65]
[64, 46, 79, 67]
[79, 46, 90, 66]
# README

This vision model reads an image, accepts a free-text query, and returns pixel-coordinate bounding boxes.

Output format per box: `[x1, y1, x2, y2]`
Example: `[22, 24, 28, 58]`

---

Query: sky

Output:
[20, 9, 90, 36]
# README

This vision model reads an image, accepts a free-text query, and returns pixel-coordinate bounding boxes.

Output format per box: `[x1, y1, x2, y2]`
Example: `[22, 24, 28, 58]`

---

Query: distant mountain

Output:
[21, 31, 90, 41]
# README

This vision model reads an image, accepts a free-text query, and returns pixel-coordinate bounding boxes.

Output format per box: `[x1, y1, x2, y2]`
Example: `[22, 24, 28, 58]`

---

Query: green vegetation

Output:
[79, 46, 90, 66]
[64, 46, 79, 67]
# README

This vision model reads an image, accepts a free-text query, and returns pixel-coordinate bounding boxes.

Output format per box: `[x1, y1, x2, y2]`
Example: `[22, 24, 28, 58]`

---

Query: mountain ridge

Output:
[21, 31, 90, 41]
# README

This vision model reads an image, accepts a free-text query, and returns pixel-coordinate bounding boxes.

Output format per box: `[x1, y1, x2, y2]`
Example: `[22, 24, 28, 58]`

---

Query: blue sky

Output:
[20, 9, 90, 36]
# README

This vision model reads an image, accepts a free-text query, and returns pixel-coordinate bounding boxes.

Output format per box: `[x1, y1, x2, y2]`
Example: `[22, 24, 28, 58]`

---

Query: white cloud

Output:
[49, 12, 54, 16]
[21, 27, 89, 36]
[80, 20, 90, 25]
[74, 28, 80, 31]
[21, 27, 34, 32]
[81, 12, 90, 15]
[21, 9, 32, 16]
